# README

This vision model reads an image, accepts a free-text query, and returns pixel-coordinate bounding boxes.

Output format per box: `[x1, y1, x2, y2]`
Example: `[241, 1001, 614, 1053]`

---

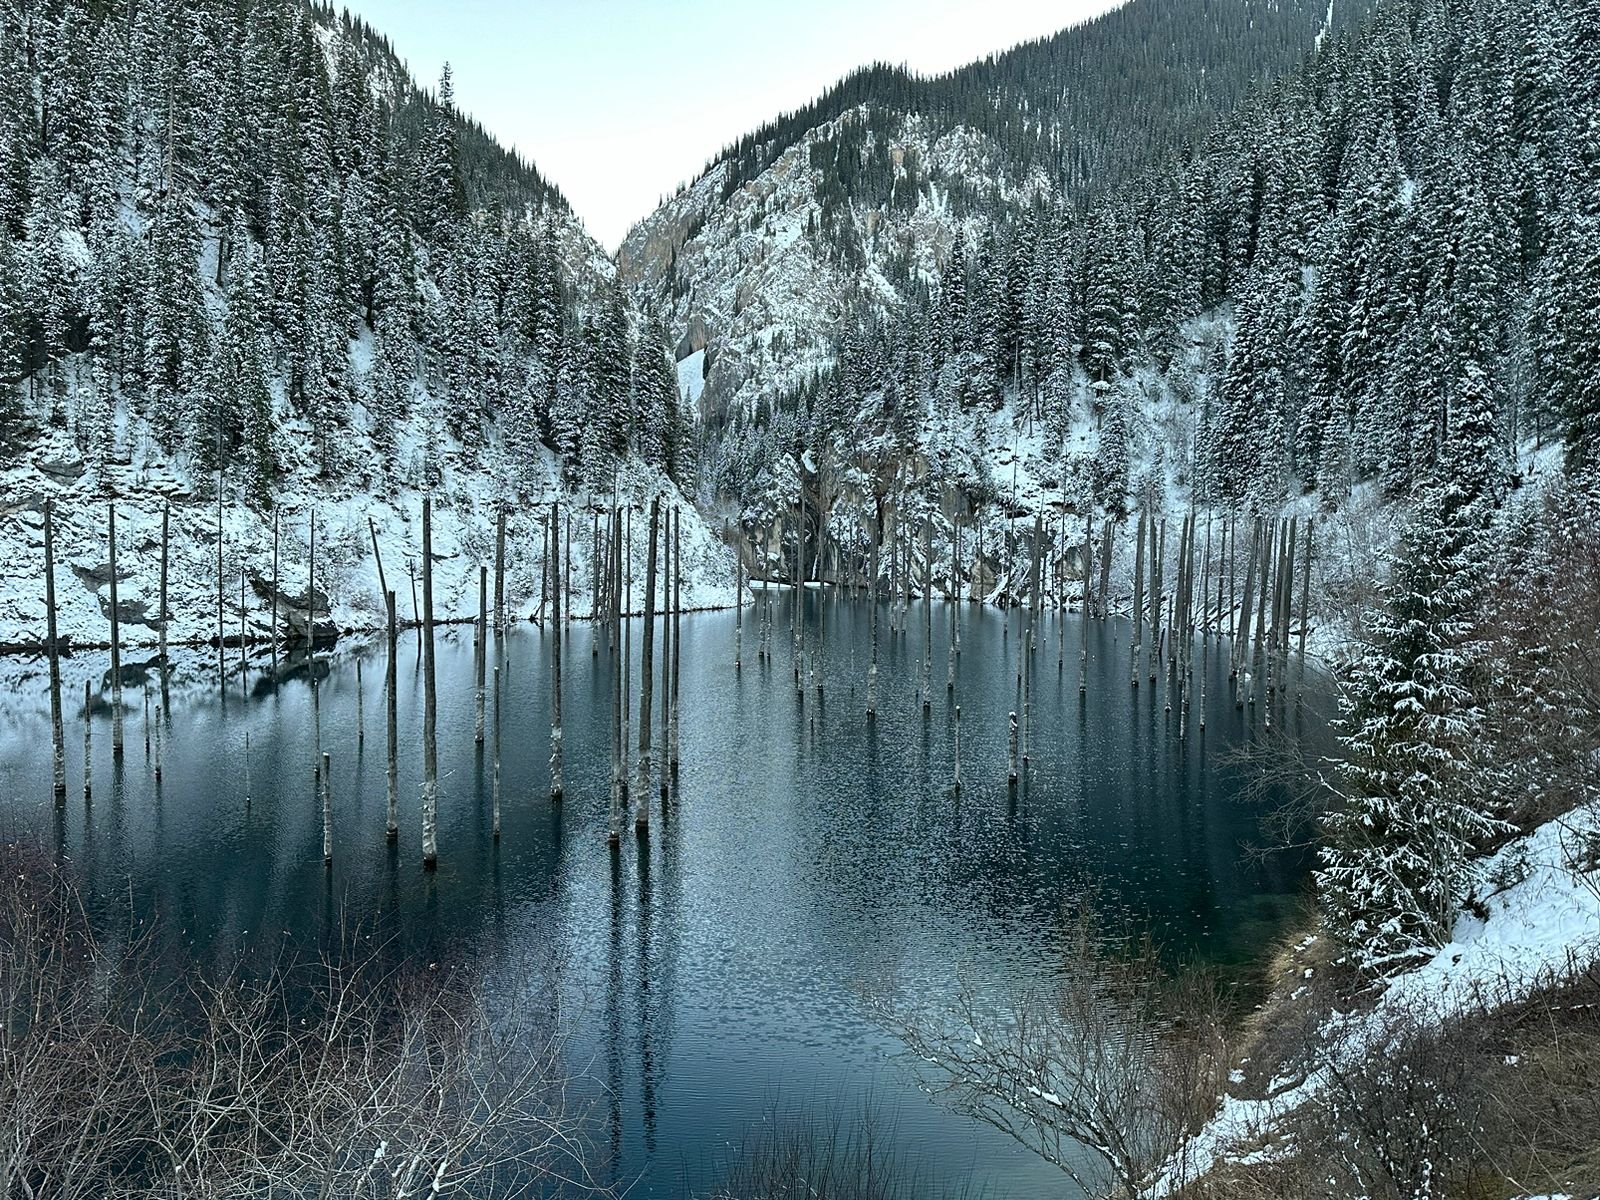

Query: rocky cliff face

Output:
[619, 107, 1047, 423]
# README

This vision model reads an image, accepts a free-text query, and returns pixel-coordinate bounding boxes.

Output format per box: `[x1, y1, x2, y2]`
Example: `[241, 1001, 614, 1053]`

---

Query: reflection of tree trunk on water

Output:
[82, 679, 92, 800]
[386, 591, 398, 840]
[635, 834, 659, 1156]
[492, 663, 502, 841]
[607, 853, 625, 1177]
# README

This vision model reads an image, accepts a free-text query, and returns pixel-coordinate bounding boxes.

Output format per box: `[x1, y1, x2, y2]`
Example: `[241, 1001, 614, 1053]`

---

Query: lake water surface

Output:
[0, 593, 1328, 1197]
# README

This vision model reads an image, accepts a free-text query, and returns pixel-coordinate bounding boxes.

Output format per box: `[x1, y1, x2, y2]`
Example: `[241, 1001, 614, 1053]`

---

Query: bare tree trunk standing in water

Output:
[659, 505, 671, 790]
[421, 498, 439, 870]
[386, 591, 398, 841]
[494, 507, 507, 633]
[1097, 518, 1113, 621]
[107, 503, 123, 760]
[1234, 518, 1261, 688]
[269, 510, 279, 665]
[637, 498, 660, 835]
[671, 507, 682, 775]
[1298, 518, 1314, 691]
[623, 505, 632, 770]
[476, 566, 488, 746]
[160, 502, 171, 660]
[45, 500, 65, 804]
[608, 509, 624, 849]
[923, 522, 933, 711]
[1131, 511, 1146, 689]
[216, 481, 225, 661]
[549, 501, 564, 802]
[867, 523, 880, 720]
[1150, 517, 1165, 684]
[1249, 518, 1275, 708]
[1080, 509, 1092, 696]
[308, 512, 316, 642]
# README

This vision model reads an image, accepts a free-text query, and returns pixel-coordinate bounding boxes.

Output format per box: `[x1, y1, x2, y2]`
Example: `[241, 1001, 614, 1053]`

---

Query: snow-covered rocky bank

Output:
[1145, 804, 1600, 1197]
[0, 427, 739, 653]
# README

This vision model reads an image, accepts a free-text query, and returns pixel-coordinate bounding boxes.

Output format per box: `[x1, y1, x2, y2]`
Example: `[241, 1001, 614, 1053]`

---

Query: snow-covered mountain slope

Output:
[618, 0, 1364, 428]
[0, 0, 731, 650]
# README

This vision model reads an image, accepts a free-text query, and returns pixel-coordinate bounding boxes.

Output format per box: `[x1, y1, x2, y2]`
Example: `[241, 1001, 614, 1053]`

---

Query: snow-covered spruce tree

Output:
[1317, 360, 1509, 974]
[1555, 0, 1600, 473]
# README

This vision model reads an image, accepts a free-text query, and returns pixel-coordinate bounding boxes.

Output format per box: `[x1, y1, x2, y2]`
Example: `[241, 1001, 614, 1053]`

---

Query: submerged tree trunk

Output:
[421, 498, 439, 870]
[494, 507, 507, 632]
[162, 503, 172, 659]
[637, 499, 660, 834]
[549, 501, 564, 802]
[670, 508, 682, 773]
[1131, 511, 1146, 689]
[107, 503, 123, 760]
[45, 500, 65, 804]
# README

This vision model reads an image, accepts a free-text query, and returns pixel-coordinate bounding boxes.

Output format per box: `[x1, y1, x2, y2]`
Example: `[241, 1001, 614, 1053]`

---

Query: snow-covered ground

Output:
[1143, 804, 1600, 1197]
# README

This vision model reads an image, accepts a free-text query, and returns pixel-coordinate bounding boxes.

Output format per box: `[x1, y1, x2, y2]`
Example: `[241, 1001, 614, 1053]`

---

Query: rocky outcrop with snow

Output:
[618, 107, 1048, 422]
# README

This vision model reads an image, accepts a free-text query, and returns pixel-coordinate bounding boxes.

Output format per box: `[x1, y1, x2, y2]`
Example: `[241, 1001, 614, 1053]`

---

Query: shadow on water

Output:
[0, 593, 1335, 1198]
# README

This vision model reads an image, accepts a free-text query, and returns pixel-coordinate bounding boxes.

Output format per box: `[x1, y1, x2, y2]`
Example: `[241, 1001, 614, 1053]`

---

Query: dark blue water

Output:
[0, 593, 1327, 1197]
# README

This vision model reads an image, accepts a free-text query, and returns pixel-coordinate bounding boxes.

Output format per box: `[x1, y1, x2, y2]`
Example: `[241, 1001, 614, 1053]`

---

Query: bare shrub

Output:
[700, 1101, 980, 1200]
[879, 904, 1230, 1199]
[0, 840, 606, 1199]
[1298, 1006, 1491, 1200]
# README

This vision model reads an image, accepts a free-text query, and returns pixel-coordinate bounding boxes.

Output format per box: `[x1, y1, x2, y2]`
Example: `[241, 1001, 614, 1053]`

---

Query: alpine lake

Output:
[0, 591, 1331, 1197]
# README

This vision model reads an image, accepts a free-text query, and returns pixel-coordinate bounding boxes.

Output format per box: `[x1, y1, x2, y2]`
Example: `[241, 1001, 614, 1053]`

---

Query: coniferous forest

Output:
[3, 0, 1600, 1197]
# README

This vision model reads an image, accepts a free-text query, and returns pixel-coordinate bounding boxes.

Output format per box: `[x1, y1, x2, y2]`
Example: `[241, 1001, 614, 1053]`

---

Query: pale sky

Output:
[342, 0, 1127, 250]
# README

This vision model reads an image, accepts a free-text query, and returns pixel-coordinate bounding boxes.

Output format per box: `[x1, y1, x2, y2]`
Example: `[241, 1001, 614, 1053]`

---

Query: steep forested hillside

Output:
[0, 0, 712, 644]
[638, 0, 1597, 602]
[619, 0, 1369, 448]
[0, 0, 700, 492]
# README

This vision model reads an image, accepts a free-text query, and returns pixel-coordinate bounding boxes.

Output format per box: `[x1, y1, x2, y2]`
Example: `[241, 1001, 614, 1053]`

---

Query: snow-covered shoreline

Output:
[1144, 805, 1600, 1197]
[1, 430, 740, 654]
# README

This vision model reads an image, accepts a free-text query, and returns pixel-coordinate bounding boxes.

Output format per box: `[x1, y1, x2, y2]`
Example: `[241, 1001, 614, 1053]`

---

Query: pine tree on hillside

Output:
[1082, 212, 1126, 384]
[424, 63, 466, 236]
[1317, 381, 1510, 974]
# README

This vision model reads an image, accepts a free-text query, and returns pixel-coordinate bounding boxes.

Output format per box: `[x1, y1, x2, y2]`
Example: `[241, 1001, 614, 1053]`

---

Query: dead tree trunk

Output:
[549, 501, 564, 802]
[494, 507, 507, 632]
[476, 566, 488, 745]
[637, 498, 660, 833]
[107, 503, 123, 760]
[45, 500, 65, 803]
[1131, 511, 1146, 688]
[421, 498, 439, 870]
[670, 508, 682, 773]
[161, 503, 171, 658]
